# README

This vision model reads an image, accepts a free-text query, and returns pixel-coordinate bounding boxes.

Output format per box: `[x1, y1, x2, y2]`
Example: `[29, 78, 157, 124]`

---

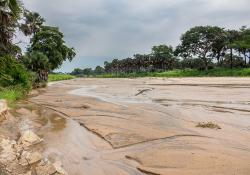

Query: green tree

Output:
[20, 10, 45, 36]
[0, 0, 21, 56]
[94, 66, 105, 75]
[211, 29, 228, 65]
[22, 51, 49, 82]
[25, 26, 76, 81]
[71, 68, 83, 76]
[104, 61, 112, 73]
[0, 55, 31, 89]
[82, 68, 93, 76]
[176, 26, 225, 70]
[151, 45, 176, 70]
[232, 28, 250, 66]
[226, 29, 241, 69]
[134, 54, 151, 72]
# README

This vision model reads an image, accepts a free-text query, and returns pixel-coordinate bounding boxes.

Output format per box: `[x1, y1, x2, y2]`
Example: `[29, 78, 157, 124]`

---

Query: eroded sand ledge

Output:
[0, 100, 8, 122]
[23, 77, 250, 174]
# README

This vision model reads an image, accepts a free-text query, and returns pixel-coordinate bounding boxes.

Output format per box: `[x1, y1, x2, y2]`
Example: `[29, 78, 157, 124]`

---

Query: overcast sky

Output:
[21, 0, 250, 72]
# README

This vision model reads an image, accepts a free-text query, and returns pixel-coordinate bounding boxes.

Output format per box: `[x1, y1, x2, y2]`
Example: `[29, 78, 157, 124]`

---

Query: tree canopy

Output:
[0, 0, 21, 56]
[175, 26, 226, 70]
[72, 25, 250, 77]
[20, 10, 45, 36]
[24, 26, 76, 81]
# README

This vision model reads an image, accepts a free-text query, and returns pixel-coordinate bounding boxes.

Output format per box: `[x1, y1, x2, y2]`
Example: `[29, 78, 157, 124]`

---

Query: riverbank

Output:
[0, 74, 75, 105]
[1, 77, 250, 174]
[95, 68, 250, 78]
[24, 77, 250, 175]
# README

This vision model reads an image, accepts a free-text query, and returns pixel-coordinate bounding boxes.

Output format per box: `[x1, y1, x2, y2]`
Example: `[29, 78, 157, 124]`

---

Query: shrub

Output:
[0, 56, 31, 90]
[0, 86, 25, 104]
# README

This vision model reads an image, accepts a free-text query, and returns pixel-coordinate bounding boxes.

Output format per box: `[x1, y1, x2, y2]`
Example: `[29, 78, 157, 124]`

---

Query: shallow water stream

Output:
[14, 102, 144, 175]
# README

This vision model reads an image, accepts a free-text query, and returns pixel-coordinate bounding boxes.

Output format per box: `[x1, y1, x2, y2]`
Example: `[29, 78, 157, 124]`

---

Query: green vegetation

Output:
[196, 122, 221, 130]
[0, 0, 76, 103]
[72, 26, 250, 77]
[0, 0, 250, 103]
[21, 11, 75, 83]
[0, 56, 31, 89]
[95, 68, 250, 78]
[0, 0, 21, 56]
[0, 56, 32, 104]
[23, 26, 75, 82]
[48, 74, 76, 82]
[0, 87, 26, 105]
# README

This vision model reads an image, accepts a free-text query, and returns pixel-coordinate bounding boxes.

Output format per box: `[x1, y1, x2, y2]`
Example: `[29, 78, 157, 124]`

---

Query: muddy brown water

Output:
[11, 78, 250, 175]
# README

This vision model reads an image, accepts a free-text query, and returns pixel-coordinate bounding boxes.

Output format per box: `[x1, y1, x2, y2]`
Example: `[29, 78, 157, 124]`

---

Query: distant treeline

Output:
[71, 26, 250, 76]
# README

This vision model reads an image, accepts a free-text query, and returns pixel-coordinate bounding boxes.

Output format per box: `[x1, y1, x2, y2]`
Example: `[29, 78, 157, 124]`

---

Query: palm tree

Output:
[0, 0, 21, 55]
[20, 10, 45, 36]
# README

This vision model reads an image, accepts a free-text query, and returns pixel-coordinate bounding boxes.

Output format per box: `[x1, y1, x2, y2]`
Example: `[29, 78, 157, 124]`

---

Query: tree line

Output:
[71, 26, 250, 76]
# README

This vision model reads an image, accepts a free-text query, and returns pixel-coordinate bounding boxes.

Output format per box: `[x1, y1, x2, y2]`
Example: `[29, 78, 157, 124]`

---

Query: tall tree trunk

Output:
[38, 69, 48, 82]
[230, 48, 233, 69]
[243, 52, 247, 67]
[248, 53, 250, 66]
[217, 55, 220, 66]
[203, 55, 208, 71]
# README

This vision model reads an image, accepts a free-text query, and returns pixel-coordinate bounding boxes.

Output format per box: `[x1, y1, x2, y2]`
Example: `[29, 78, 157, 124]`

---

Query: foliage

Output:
[25, 26, 76, 81]
[95, 68, 250, 78]
[0, 1, 76, 103]
[175, 26, 226, 70]
[180, 58, 207, 70]
[94, 66, 105, 75]
[76, 25, 250, 76]
[0, 0, 21, 56]
[28, 26, 76, 70]
[71, 68, 94, 77]
[48, 74, 75, 82]
[232, 28, 250, 66]
[0, 56, 31, 104]
[22, 51, 49, 72]
[0, 86, 26, 104]
[0, 56, 31, 89]
[151, 45, 177, 70]
[20, 10, 45, 36]
[97, 45, 178, 75]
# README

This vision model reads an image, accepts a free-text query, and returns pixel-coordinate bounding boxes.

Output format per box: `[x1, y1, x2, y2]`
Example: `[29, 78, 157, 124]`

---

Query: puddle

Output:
[69, 86, 151, 105]
[13, 102, 144, 175]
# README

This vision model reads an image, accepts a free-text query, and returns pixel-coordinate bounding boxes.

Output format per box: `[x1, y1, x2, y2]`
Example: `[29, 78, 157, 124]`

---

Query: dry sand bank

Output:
[5, 77, 250, 175]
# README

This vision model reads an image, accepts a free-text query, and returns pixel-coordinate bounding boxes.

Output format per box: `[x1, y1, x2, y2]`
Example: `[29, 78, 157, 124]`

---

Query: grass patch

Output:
[196, 122, 221, 129]
[48, 74, 76, 82]
[95, 68, 250, 78]
[0, 86, 27, 105]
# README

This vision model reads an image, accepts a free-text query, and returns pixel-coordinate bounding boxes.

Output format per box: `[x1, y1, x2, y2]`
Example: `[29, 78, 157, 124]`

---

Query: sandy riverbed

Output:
[4, 77, 250, 175]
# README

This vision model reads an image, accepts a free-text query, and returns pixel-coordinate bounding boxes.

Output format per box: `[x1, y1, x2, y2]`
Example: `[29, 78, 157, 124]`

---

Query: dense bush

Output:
[180, 58, 207, 70]
[0, 56, 31, 90]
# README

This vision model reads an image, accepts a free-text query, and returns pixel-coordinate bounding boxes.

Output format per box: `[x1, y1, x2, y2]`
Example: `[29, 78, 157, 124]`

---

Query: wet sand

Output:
[16, 78, 250, 175]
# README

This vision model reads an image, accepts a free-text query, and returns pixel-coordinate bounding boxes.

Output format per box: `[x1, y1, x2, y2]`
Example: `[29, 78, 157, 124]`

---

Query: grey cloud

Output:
[21, 0, 250, 72]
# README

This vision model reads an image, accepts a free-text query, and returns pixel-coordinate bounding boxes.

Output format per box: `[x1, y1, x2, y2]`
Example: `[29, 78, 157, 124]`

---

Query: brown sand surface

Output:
[25, 77, 250, 175]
